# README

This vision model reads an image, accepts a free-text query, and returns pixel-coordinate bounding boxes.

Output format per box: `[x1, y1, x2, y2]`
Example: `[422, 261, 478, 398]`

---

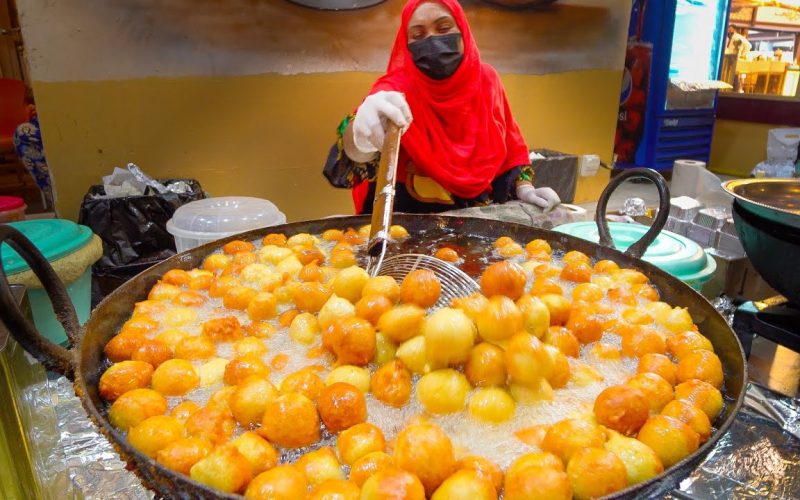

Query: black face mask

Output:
[408, 33, 464, 80]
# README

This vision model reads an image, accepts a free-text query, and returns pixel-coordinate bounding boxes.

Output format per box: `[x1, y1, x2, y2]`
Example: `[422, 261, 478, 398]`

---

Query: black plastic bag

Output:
[78, 178, 205, 304]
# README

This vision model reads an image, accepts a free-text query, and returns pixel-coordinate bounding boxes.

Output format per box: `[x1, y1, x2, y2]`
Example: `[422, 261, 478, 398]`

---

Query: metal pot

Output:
[0, 169, 745, 499]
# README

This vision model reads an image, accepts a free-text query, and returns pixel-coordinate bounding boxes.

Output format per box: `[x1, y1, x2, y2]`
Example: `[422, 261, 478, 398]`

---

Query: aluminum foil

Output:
[165, 180, 193, 194]
[621, 197, 647, 217]
[126, 163, 168, 194]
[712, 295, 737, 325]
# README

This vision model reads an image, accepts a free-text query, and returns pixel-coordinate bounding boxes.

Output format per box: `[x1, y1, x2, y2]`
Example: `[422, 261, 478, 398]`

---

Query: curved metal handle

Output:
[594, 167, 670, 259]
[0, 225, 77, 377]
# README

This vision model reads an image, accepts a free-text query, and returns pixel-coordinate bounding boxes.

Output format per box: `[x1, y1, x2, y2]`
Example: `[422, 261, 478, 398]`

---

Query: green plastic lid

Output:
[1, 220, 94, 276]
[553, 222, 716, 282]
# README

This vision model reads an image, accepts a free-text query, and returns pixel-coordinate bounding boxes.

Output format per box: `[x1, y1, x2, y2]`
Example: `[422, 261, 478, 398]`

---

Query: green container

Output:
[553, 222, 717, 291]
[1, 220, 97, 345]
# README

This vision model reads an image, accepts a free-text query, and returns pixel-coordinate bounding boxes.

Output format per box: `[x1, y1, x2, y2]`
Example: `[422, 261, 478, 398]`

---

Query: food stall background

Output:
[14, 0, 630, 222]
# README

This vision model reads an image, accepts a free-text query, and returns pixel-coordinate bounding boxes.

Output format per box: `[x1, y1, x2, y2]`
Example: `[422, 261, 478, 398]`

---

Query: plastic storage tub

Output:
[1, 220, 102, 345]
[0, 196, 26, 222]
[553, 221, 717, 292]
[166, 197, 286, 252]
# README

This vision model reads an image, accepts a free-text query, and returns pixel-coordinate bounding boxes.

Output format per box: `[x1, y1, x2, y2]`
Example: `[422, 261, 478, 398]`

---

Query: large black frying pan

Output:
[0, 169, 745, 499]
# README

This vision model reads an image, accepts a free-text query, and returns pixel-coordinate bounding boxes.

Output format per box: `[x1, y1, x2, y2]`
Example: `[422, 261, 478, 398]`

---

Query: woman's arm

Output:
[343, 120, 379, 164]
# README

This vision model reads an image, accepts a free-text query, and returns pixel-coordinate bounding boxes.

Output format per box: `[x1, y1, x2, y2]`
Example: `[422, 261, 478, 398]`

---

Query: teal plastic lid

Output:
[1, 220, 94, 275]
[553, 222, 716, 282]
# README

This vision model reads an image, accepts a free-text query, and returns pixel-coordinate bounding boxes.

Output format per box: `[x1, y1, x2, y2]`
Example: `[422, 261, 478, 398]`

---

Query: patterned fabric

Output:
[13, 116, 54, 200]
[323, 114, 380, 189]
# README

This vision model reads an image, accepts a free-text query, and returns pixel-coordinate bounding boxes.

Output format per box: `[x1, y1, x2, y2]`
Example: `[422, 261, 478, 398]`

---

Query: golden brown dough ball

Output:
[128, 415, 185, 458]
[325, 365, 370, 393]
[423, 307, 476, 367]
[170, 400, 200, 423]
[456, 456, 503, 493]
[259, 392, 320, 448]
[231, 431, 278, 475]
[280, 368, 325, 401]
[370, 360, 412, 408]
[636, 415, 700, 468]
[318, 295, 356, 331]
[245, 321, 276, 339]
[565, 305, 604, 344]
[498, 242, 525, 258]
[572, 283, 604, 302]
[184, 406, 235, 446]
[526, 238, 552, 255]
[626, 372, 674, 413]
[590, 342, 622, 360]
[296, 447, 345, 487]
[505, 333, 551, 387]
[612, 268, 649, 285]
[318, 382, 367, 433]
[175, 335, 216, 360]
[666, 330, 714, 361]
[292, 282, 333, 313]
[544, 326, 580, 358]
[529, 277, 563, 297]
[330, 247, 357, 269]
[289, 312, 321, 345]
[332, 265, 370, 304]
[507, 452, 563, 479]
[99, 360, 153, 401]
[435, 247, 460, 263]
[150, 359, 198, 396]
[480, 261, 527, 301]
[323, 229, 344, 242]
[328, 317, 376, 366]
[337, 422, 385, 466]
[104, 331, 146, 362]
[299, 260, 326, 283]
[234, 337, 267, 358]
[451, 293, 489, 322]
[560, 261, 592, 283]
[223, 240, 255, 255]
[417, 369, 471, 414]
[202, 253, 232, 273]
[566, 447, 628, 500]
[593, 385, 649, 436]
[244, 464, 306, 500]
[465, 342, 507, 387]
[360, 468, 425, 500]
[108, 388, 167, 431]
[389, 225, 409, 239]
[468, 387, 516, 423]
[377, 304, 426, 343]
[494, 236, 515, 248]
[190, 444, 253, 494]
[400, 269, 442, 308]
[396, 336, 427, 374]
[188, 269, 214, 291]
[349, 451, 394, 488]
[208, 275, 240, 298]
[541, 418, 606, 463]
[121, 314, 160, 336]
[394, 422, 456, 495]
[604, 431, 663, 486]
[171, 290, 207, 308]
[294, 246, 325, 266]
[476, 295, 523, 343]
[504, 465, 571, 500]
[516, 295, 550, 339]
[201, 316, 243, 342]
[233, 250, 258, 268]
[593, 259, 620, 274]
[544, 344, 570, 389]
[637, 353, 678, 385]
[162, 269, 191, 287]
[621, 325, 666, 358]
[148, 282, 182, 302]
[661, 399, 712, 443]
[674, 379, 724, 420]
[431, 469, 496, 500]
[156, 436, 213, 475]
[244, 292, 277, 321]
[355, 294, 393, 326]
[563, 250, 590, 267]
[539, 294, 572, 326]
[231, 376, 279, 427]
[130, 339, 172, 368]
[676, 350, 724, 389]
[223, 354, 269, 386]
[362, 275, 401, 302]
[308, 479, 360, 500]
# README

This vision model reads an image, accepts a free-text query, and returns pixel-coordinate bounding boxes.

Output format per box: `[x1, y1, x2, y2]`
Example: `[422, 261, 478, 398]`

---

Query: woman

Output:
[324, 0, 560, 214]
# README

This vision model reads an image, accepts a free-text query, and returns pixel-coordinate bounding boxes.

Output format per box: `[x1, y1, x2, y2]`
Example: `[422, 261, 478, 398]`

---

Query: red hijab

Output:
[360, 0, 530, 204]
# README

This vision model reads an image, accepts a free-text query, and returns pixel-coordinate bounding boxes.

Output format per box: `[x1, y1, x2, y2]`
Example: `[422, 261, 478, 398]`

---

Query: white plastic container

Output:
[166, 197, 286, 252]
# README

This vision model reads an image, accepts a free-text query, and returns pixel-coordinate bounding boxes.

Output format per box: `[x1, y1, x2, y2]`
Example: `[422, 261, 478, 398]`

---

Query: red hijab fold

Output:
[367, 0, 530, 200]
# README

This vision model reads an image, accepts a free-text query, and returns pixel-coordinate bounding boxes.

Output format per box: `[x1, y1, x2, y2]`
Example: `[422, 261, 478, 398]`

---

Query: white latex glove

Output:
[517, 183, 561, 212]
[352, 91, 413, 154]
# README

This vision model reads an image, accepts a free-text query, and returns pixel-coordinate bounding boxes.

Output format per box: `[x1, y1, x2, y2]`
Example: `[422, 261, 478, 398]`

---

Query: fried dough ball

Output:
[659, 307, 694, 334]
[322, 365, 368, 392]
[566, 447, 628, 500]
[661, 399, 712, 443]
[468, 387, 516, 423]
[170, 400, 200, 423]
[295, 247, 325, 266]
[323, 229, 344, 242]
[504, 465, 571, 500]
[231, 376, 279, 427]
[161, 305, 199, 327]
[400, 269, 442, 308]
[676, 350, 724, 389]
[494, 236, 515, 248]
[505, 333, 551, 387]
[207, 386, 237, 413]
[593, 385, 649, 436]
[349, 451, 394, 487]
[451, 293, 489, 322]
[544, 326, 580, 357]
[336, 422, 385, 466]
[572, 282, 604, 302]
[417, 369, 470, 414]
[276, 255, 303, 277]
[396, 336, 428, 374]
[529, 277, 563, 297]
[626, 372, 674, 413]
[465, 342, 507, 387]
[526, 239, 552, 255]
[394, 422, 455, 495]
[156, 436, 213, 475]
[162, 269, 191, 287]
[291, 282, 332, 314]
[389, 224, 409, 239]
[637, 353, 678, 385]
[234, 337, 267, 358]
[330, 247, 358, 269]
[498, 242, 524, 258]
[243, 292, 276, 321]
[233, 251, 258, 268]
[569, 363, 605, 387]
[328, 317, 376, 366]
[131, 339, 172, 368]
[476, 295, 523, 343]
[318, 382, 367, 433]
[591, 259, 618, 274]
[279, 308, 300, 328]
[121, 314, 160, 336]
[202, 316, 243, 342]
[361, 468, 425, 500]
[541, 419, 607, 463]
[318, 295, 356, 330]
[223, 354, 269, 386]
[99, 360, 153, 401]
[148, 282, 182, 302]
[222, 240, 255, 255]
[190, 444, 252, 494]
[355, 294, 393, 326]
[621, 307, 654, 325]
[374, 331, 397, 366]
[108, 388, 167, 430]
[289, 312, 321, 345]
[175, 335, 216, 360]
[246, 321, 275, 340]
[560, 261, 592, 283]
[231, 431, 278, 475]
[297, 447, 345, 486]
[362, 276, 401, 302]
[280, 368, 325, 401]
[544, 344, 570, 389]
[455, 456, 503, 493]
[590, 342, 622, 360]
[539, 294, 571, 326]
[674, 379, 724, 420]
[480, 261, 527, 301]
[299, 261, 326, 283]
[509, 378, 554, 403]
[370, 360, 412, 408]
[172, 290, 207, 307]
[308, 479, 360, 500]
[621, 325, 666, 358]
[209, 276, 241, 299]
[128, 415, 185, 458]
[565, 306, 604, 344]
[423, 307, 476, 367]
[151, 359, 199, 396]
[377, 304, 425, 343]
[431, 469, 497, 500]
[245, 464, 307, 500]
[187, 269, 214, 291]
[203, 253, 232, 273]
[604, 431, 663, 486]
[637, 415, 700, 468]
[185, 405, 235, 445]
[259, 392, 320, 448]
[435, 247, 460, 263]
[515, 296, 551, 342]
[332, 266, 370, 304]
[667, 330, 714, 361]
